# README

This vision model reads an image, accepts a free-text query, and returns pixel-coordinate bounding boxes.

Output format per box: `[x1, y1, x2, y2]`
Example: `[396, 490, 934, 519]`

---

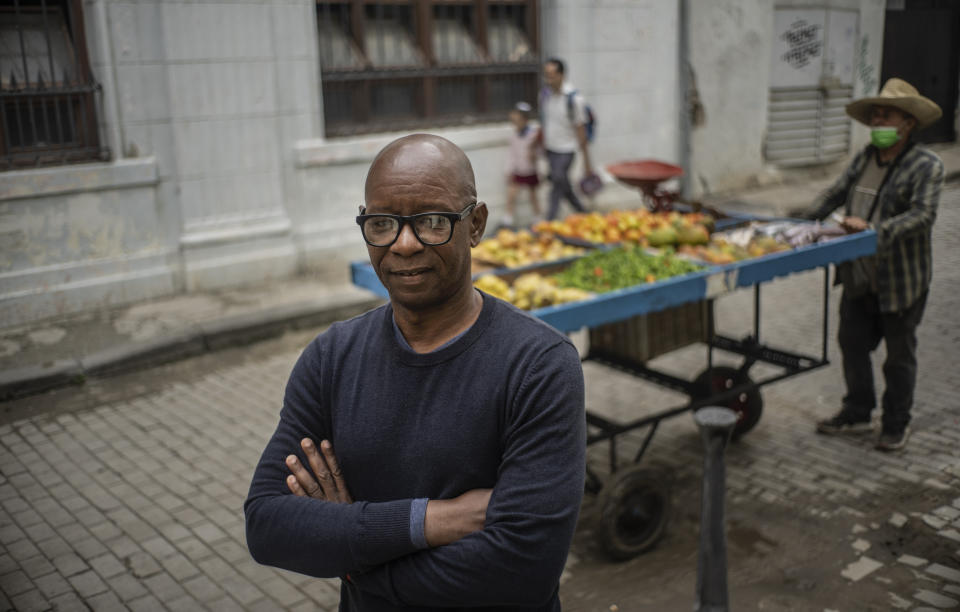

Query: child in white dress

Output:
[501, 102, 542, 228]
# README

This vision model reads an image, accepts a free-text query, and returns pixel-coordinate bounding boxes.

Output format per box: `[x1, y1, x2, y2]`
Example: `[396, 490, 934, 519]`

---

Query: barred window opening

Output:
[317, 0, 540, 138]
[1, 0, 108, 170]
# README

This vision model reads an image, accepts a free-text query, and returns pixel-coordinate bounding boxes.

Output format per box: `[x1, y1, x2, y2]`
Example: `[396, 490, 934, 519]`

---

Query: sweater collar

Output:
[385, 291, 496, 366]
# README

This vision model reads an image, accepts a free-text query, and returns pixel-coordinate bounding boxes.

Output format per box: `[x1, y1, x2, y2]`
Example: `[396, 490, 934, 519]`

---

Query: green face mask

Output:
[871, 126, 900, 149]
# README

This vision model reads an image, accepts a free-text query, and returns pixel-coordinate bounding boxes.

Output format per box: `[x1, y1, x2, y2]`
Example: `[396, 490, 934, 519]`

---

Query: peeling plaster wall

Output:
[688, 0, 773, 196]
[687, 0, 886, 196]
[0, 160, 172, 326]
[2, 1, 690, 325]
[1, 0, 315, 325]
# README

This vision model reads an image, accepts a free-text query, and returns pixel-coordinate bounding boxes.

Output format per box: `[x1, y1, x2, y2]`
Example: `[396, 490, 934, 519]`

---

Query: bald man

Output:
[245, 134, 586, 611]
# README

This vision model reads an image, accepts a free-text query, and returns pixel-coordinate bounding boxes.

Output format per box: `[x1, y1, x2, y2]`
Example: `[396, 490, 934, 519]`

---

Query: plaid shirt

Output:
[810, 142, 944, 312]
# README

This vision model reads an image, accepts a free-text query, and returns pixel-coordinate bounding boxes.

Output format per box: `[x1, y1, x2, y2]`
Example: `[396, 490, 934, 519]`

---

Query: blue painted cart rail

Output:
[350, 229, 876, 333]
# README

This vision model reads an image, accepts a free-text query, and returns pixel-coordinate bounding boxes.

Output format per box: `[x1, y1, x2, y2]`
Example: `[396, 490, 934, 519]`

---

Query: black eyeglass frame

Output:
[355, 202, 477, 247]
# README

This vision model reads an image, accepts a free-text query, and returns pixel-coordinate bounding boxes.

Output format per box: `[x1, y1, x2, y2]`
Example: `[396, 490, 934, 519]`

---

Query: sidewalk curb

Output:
[0, 295, 383, 402]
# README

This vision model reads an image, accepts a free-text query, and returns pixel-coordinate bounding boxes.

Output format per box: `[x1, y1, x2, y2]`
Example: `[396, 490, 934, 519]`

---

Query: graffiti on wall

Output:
[780, 19, 822, 68]
[857, 36, 877, 95]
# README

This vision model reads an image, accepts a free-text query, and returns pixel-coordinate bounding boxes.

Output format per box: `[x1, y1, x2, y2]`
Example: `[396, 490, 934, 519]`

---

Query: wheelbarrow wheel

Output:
[597, 466, 671, 561]
[693, 366, 763, 439]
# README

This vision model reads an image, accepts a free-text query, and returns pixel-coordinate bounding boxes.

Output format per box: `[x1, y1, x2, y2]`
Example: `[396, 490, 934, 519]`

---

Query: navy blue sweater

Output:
[244, 292, 586, 610]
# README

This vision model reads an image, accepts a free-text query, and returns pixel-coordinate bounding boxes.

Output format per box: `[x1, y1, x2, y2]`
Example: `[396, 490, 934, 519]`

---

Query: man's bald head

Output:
[365, 134, 477, 204]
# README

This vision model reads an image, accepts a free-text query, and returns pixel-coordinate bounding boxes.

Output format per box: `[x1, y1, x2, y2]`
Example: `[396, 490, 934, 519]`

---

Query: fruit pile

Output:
[472, 229, 585, 268]
[553, 247, 703, 293]
[533, 209, 714, 247]
[678, 235, 790, 264]
[474, 273, 593, 311]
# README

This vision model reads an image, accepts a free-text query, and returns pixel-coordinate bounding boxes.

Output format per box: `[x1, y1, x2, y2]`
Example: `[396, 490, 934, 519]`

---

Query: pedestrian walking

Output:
[535, 57, 594, 220]
[803, 78, 944, 451]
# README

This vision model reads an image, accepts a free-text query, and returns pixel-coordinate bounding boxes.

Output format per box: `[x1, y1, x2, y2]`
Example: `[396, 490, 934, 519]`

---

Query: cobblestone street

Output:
[1, 185, 959, 611]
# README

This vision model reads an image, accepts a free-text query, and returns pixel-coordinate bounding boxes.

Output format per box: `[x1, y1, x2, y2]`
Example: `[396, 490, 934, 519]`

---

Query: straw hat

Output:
[846, 78, 942, 129]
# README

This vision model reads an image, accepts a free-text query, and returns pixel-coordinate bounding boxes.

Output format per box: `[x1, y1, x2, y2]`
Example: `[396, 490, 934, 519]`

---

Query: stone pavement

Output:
[0, 158, 959, 610]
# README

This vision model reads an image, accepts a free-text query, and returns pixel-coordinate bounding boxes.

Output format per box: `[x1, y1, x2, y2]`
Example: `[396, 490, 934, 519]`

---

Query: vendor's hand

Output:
[285, 438, 353, 503]
[424, 488, 492, 548]
[841, 216, 869, 233]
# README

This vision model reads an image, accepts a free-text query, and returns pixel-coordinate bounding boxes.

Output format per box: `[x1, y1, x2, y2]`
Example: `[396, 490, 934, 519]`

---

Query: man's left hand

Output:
[841, 216, 869, 233]
[286, 438, 353, 503]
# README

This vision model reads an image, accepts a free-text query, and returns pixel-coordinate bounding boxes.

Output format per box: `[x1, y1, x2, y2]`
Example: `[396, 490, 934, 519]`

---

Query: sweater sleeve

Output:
[243, 338, 420, 578]
[350, 340, 586, 607]
[876, 153, 943, 249]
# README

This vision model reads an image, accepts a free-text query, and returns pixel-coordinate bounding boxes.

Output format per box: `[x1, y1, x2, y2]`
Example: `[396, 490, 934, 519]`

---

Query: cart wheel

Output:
[597, 467, 671, 561]
[693, 366, 763, 439]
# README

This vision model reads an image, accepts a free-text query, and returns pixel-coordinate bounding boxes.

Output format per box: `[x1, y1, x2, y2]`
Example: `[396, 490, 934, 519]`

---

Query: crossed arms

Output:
[244, 339, 586, 608]
[284, 437, 491, 549]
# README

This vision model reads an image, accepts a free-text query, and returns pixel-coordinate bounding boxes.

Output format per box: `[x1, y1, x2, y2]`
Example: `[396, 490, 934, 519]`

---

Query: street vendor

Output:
[244, 134, 586, 610]
[804, 78, 944, 451]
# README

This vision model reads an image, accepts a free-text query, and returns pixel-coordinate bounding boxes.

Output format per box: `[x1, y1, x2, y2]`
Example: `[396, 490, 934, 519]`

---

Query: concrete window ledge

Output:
[0, 158, 159, 201]
[294, 123, 514, 168]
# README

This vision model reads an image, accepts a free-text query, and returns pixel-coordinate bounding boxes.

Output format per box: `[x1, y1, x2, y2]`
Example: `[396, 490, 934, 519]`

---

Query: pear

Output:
[676, 224, 709, 246]
[646, 226, 678, 247]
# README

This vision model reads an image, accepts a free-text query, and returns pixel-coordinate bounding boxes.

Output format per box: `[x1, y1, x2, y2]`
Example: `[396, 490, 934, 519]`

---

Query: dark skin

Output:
[363, 135, 488, 352]
[842, 105, 917, 233]
[285, 135, 493, 548]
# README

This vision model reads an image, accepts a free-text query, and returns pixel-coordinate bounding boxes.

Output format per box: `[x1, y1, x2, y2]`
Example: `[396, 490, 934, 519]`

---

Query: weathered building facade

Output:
[1, 0, 893, 326]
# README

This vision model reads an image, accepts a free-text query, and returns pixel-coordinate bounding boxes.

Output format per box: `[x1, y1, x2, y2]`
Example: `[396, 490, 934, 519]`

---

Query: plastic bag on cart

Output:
[774, 222, 848, 247]
[729, 220, 849, 248]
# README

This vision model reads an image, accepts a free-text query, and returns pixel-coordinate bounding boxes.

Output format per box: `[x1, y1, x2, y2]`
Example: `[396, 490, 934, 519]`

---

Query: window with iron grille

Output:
[318, 0, 540, 138]
[1, 0, 108, 170]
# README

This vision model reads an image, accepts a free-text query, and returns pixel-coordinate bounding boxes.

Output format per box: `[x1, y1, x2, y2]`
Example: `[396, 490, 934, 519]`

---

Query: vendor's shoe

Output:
[876, 426, 910, 452]
[816, 412, 873, 435]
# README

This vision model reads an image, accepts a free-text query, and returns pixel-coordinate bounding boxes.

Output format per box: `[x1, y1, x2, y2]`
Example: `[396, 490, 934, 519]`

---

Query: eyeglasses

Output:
[356, 202, 477, 247]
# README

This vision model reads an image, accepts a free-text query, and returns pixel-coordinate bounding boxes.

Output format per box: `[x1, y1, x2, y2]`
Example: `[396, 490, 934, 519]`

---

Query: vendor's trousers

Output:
[546, 150, 586, 220]
[838, 290, 928, 433]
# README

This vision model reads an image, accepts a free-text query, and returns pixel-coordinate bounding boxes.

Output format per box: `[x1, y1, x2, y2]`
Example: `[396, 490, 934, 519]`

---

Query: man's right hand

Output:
[285, 438, 353, 504]
[424, 489, 492, 548]
[841, 215, 869, 233]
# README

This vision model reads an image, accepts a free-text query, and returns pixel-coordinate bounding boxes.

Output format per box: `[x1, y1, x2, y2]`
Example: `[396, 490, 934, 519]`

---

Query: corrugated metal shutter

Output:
[764, 85, 853, 167]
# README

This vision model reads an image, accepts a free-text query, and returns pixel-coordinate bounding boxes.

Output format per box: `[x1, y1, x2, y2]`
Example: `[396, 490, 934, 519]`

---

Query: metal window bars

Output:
[317, 0, 540, 138]
[0, 0, 108, 170]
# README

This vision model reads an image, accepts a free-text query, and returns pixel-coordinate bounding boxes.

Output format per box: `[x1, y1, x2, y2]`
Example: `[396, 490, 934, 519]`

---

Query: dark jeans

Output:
[545, 150, 585, 220]
[838, 290, 928, 433]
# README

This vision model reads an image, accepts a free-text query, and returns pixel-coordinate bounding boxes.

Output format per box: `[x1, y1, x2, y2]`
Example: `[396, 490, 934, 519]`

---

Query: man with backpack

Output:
[535, 57, 595, 220]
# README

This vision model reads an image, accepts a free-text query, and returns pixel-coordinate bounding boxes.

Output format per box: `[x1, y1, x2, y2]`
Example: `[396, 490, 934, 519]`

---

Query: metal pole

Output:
[693, 406, 737, 612]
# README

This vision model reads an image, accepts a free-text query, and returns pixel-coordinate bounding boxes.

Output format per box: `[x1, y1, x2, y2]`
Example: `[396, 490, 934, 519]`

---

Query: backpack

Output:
[539, 87, 596, 143]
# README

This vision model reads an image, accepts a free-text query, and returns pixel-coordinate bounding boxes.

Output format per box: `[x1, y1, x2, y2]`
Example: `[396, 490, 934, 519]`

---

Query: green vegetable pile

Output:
[553, 247, 702, 293]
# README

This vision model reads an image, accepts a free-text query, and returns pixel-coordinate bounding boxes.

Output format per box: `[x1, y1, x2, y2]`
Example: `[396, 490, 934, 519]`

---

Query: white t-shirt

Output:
[541, 83, 587, 154]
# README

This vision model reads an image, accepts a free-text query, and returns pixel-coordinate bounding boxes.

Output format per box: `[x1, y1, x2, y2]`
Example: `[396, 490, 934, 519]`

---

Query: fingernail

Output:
[286, 455, 296, 465]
